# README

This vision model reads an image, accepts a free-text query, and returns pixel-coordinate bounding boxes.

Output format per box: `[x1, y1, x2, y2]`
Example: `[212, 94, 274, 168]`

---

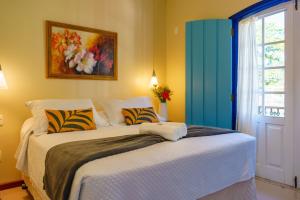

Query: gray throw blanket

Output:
[43, 134, 166, 200]
[185, 125, 236, 138]
[43, 126, 235, 200]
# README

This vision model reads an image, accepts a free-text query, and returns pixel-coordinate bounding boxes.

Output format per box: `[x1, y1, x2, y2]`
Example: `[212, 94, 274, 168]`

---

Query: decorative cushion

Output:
[45, 108, 96, 133]
[26, 99, 109, 135]
[121, 107, 159, 125]
[100, 97, 154, 125]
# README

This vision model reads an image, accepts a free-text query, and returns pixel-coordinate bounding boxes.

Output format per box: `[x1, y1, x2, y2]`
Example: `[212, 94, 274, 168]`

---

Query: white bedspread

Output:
[25, 126, 256, 200]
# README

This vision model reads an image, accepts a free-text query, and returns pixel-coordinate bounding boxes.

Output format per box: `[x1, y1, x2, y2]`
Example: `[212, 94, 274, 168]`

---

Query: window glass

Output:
[264, 94, 284, 107]
[264, 43, 285, 67]
[255, 11, 285, 118]
[264, 68, 285, 92]
[264, 12, 285, 43]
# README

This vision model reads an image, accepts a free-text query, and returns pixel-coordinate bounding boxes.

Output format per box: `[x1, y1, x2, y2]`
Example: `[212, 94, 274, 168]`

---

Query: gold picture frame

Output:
[46, 21, 118, 80]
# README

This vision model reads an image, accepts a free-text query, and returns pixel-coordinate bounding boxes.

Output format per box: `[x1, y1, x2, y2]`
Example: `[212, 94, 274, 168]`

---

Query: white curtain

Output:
[236, 17, 258, 135]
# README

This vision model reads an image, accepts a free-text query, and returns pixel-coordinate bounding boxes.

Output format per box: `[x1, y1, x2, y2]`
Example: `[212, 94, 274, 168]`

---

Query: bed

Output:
[17, 124, 256, 200]
[15, 98, 257, 200]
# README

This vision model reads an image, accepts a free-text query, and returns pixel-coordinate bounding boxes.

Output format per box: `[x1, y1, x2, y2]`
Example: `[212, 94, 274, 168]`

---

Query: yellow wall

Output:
[0, 0, 166, 184]
[0, 0, 261, 184]
[166, 0, 260, 122]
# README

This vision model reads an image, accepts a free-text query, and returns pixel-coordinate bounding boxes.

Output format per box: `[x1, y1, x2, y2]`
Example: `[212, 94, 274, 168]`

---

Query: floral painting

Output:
[46, 21, 117, 80]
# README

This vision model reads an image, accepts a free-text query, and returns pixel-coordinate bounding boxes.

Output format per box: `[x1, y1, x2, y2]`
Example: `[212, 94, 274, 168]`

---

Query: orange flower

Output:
[52, 32, 67, 53]
[69, 32, 81, 46]
[52, 30, 82, 53]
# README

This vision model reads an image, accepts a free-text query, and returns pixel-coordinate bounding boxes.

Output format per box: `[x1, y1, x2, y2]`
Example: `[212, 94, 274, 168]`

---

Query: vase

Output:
[159, 102, 168, 122]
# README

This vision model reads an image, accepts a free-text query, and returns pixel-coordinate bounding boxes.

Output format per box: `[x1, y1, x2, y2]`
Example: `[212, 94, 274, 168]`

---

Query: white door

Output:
[254, 3, 294, 185]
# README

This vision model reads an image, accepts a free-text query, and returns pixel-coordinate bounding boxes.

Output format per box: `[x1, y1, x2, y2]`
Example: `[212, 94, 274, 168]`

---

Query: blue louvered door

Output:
[186, 19, 232, 129]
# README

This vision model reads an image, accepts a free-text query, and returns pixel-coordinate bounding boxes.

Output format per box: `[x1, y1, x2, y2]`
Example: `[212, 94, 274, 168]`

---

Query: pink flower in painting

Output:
[69, 49, 97, 74]
[103, 59, 113, 69]
[89, 45, 101, 61]
[100, 51, 113, 69]
[100, 52, 108, 62]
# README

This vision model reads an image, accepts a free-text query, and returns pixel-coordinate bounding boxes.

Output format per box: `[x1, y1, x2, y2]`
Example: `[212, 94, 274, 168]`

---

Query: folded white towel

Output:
[139, 122, 187, 141]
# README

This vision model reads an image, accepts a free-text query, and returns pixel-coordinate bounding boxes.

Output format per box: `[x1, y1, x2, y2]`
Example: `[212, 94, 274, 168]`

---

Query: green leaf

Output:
[62, 124, 85, 130]
[65, 118, 90, 126]
[48, 121, 57, 133]
[46, 111, 62, 130]
[73, 114, 93, 122]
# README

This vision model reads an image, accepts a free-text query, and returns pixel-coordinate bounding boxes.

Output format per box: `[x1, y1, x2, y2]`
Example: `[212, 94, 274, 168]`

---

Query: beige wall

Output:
[0, 0, 166, 184]
[166, 0, 259, 122]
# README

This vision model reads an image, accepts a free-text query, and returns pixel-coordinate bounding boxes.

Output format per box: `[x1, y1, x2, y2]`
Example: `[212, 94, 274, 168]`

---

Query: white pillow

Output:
[97, 110, 110, 123]
[26, 99, 109, 134]
[101, 97, 154, 125]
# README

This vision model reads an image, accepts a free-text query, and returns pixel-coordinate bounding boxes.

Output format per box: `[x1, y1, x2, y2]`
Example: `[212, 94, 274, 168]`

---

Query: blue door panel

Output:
[204, 21, 217, 126]
[185, 22, 192, 125]
[191, 21, 204, 125]
[186, 19, 232, 129]
[217, 20, 232, 128]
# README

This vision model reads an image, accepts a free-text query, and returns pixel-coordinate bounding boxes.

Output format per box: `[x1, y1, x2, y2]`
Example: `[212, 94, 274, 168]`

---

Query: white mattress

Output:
[26, 125, 256, 200]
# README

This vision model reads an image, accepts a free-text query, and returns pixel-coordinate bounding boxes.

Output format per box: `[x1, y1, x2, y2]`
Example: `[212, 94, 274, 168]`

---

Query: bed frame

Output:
[200, 178, 257, 200]
[23, 173, 256, 200]
[23, 174, 49, 200]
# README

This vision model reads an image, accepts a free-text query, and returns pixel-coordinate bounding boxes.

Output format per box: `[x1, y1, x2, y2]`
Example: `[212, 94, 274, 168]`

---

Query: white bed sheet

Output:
[26, 126, 256, 200]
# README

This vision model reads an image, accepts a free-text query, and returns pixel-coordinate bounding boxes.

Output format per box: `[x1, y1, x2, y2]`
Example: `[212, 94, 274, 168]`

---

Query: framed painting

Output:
[46, 21, 118, 80]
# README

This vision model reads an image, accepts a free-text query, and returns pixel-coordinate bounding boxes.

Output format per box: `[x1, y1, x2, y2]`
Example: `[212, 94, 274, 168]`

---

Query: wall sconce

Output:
[150, 69, 158, 88]
[0, 64, 8, 89]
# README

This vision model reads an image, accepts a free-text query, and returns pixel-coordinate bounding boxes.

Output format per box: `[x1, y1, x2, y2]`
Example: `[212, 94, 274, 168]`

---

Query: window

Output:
[256, 11, 285, 117]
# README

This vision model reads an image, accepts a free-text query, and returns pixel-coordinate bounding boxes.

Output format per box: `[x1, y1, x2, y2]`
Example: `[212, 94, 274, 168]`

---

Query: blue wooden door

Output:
[186, 19, 232, 129]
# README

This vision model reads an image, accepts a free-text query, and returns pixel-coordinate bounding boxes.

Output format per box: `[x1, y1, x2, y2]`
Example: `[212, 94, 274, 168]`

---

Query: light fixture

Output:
[150, 69, 158, 87]
[0, 64, 8, 89]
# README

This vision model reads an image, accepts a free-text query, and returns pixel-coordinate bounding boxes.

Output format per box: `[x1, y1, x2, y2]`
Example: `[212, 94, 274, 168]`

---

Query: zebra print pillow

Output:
[45, 108, 96, 134]
[121, 107, 159, 125]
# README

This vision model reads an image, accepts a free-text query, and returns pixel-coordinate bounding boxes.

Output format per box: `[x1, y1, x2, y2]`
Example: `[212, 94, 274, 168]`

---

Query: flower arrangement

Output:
[152, 86, 173, 103]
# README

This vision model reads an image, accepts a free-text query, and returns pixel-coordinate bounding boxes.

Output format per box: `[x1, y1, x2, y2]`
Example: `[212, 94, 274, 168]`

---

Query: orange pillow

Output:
[45, 108, 96, 133]
[122, 107, 159, 125]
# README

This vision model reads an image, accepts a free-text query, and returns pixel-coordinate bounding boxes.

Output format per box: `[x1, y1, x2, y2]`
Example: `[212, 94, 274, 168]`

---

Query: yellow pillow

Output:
[45, 108, 96, 134]
[122, 107, 159, 125]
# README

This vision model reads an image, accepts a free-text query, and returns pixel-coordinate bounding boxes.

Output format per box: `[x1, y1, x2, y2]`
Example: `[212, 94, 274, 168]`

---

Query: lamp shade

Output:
[0, 65, 8, 89]
[150, 69, 158, 87]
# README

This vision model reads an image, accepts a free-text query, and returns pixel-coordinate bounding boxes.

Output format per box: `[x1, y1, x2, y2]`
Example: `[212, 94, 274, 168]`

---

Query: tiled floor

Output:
[0, 187, 32, 200]
[0, 178, 299, 200]
[256, 178, 300, 200]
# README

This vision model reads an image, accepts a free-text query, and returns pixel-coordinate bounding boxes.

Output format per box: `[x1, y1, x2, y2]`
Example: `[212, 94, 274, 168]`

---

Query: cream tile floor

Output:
[256, 178, 300, 200]
[0, 178, 300, 200]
